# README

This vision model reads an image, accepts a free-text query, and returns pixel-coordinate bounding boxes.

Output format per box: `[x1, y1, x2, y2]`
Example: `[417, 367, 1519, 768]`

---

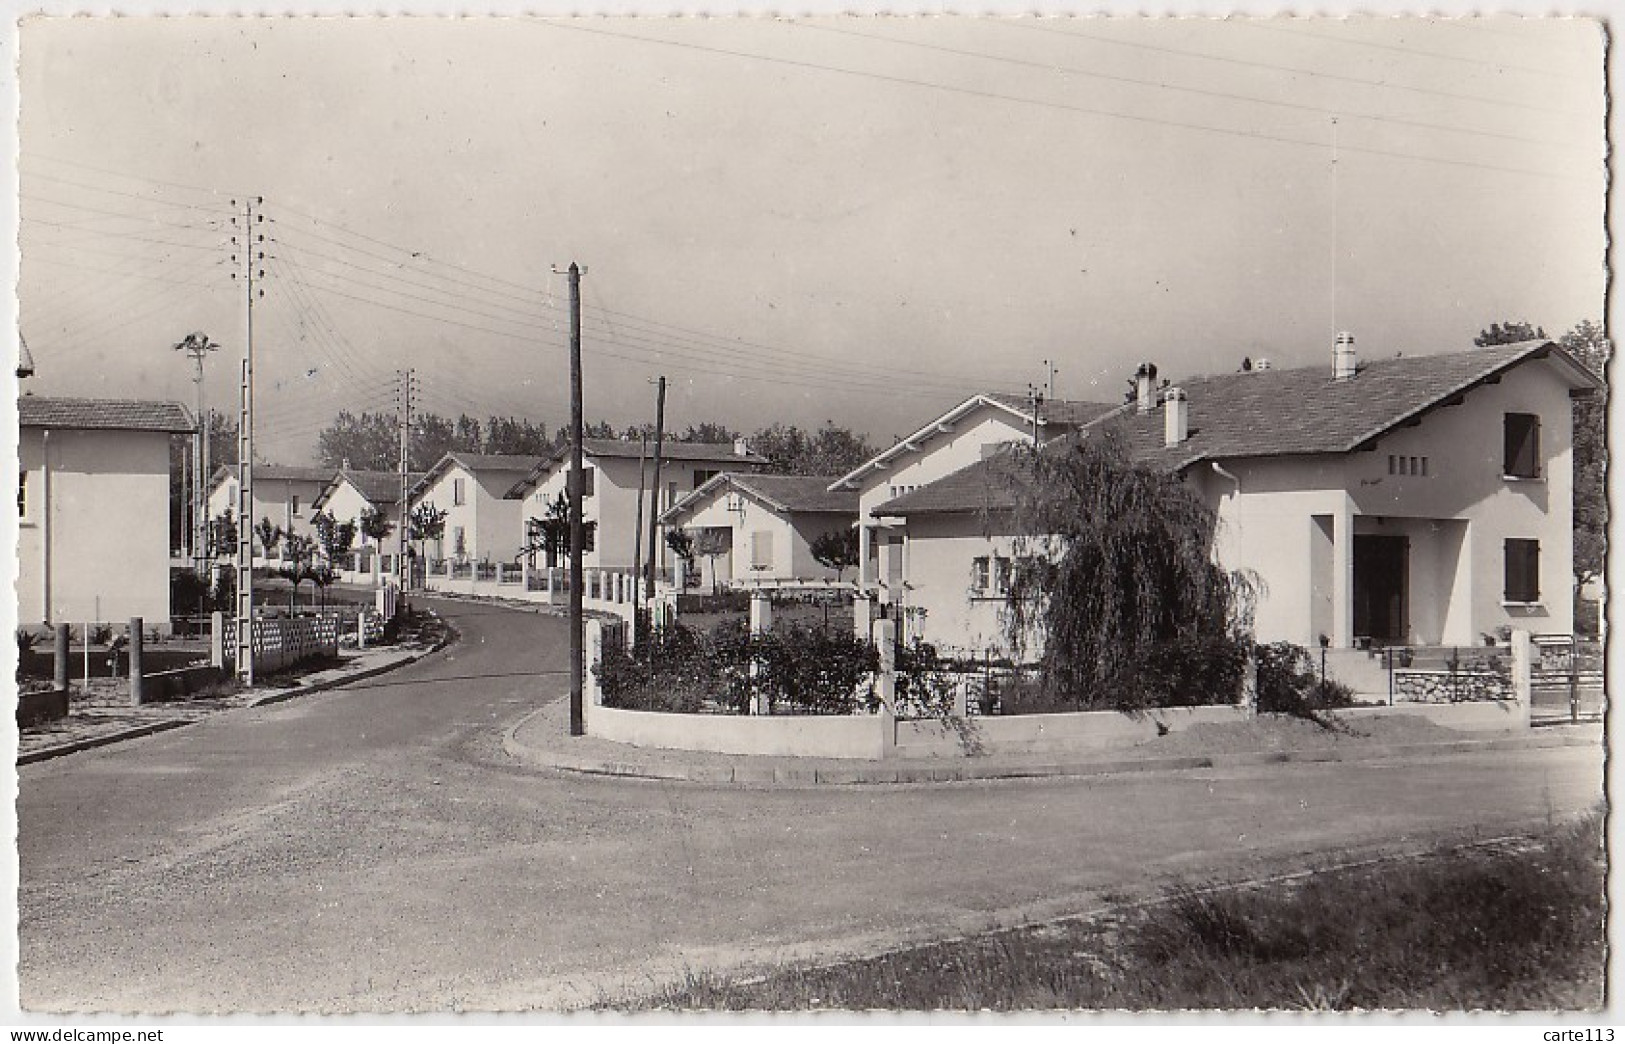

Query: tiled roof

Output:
[444, 452, 549, 474]
[506, 439, 769, 498]
[878, 342, 1600, 517]
[208, 464, 333, 492]
[1101, 341, 1598, 470]
[829, 393, 1116, 491]
[18, 396, 194, 433]
[315, 469, 426, 509]
[664, 472, 857, 522]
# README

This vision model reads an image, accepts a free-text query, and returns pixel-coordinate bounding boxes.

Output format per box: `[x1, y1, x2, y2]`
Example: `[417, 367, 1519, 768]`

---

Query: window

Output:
[291, 495, 302, 517]
[1504, 413, 1541, 479]
[992, 556, 1012, 595]
[692, 469, 719, 490]
[750, 530, 774, 570]
[1504, 539, 1541, 603]
[17, 470, 26, 519]
[452, 478, 466, 506]
[971, 556, 991, 593]
[1389, 455, 1432, 477]
[582, 469, 595, 498]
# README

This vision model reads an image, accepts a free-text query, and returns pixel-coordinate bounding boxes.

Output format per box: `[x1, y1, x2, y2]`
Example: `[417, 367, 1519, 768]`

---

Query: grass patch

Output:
[619, 812, 1605, 1012]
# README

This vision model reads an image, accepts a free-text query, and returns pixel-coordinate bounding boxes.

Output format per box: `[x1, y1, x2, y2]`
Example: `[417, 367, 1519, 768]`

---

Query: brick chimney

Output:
[1333, 331, 1358, 380]
[733, 437, 751, 457]
[1163, 386, 1188, 447]
[1135, 362, 1159, 414]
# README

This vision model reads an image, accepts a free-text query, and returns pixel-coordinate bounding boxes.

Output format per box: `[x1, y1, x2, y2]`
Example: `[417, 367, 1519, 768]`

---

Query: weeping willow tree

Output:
[996, 427, 1256, 711]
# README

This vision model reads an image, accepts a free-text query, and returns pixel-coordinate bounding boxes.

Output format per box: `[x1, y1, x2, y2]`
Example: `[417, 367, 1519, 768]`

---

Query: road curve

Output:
[17, 596, 1606, 1013]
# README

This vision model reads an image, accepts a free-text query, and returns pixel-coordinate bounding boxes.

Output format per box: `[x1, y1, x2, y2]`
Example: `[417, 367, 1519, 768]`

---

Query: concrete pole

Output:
[52, 623, 69, 692]
[1511, 628, 1533, 728]
[128, 618, 144, 707]
[750, 592, 772, 715]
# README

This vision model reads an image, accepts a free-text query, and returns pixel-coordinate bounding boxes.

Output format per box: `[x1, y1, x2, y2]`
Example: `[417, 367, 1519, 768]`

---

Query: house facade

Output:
[18, 396, 195, 629]
[409, 452, 543, 564]
[874, 339, 1599, 658]
[827, 392, 1116, 634]
[507, 439, 768, 574]
[659, 472, 859, 589]
[206, 464, 334, 555]
[310, 468, 424, 569]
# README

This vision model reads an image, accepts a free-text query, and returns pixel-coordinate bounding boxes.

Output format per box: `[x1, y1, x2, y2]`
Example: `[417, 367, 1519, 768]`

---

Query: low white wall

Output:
[587, 704, 889, 759]
[897, 705, 1250, 756]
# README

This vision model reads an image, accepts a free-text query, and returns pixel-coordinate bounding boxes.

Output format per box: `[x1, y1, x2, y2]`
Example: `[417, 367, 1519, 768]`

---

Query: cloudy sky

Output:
[15, 15, 1606, 464]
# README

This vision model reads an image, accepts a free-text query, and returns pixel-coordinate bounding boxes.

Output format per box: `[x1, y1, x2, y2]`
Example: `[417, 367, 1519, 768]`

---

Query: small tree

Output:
[312, 511, 358, 568]
[527, 491, 596, 568]
[809, 527, 860, 582]
[277, 533, 321, 612]
[1474, 320, 1548, 346]
[210, 507, 237, 558]
[255, 516, 284, 561]
[407, 502, 449, 562]
[692, 528, 731, 593]
[358, 506, 394, 548]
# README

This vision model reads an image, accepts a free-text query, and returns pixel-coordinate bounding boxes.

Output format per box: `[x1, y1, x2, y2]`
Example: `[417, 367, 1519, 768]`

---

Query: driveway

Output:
[17, 597, 1605, 1012]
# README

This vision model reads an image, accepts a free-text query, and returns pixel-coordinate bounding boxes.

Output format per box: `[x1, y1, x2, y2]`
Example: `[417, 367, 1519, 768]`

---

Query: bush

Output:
[16, 628, 39, 655]
[893, 640, 963, 719]
[596, 620, 879, 715]
[1107, 633, 1249, 711]
[1255, 641, 1355, 722]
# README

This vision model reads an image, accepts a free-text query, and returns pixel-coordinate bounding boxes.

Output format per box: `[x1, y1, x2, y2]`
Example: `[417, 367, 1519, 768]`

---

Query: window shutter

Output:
[751, 530, 773, 569]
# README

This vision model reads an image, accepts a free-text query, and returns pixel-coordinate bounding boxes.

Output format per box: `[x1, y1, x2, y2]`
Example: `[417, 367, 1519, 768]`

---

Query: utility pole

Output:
[560, 262, 586, 737]
[644, 376, 667, 602]
[230, 197, 265, 685]
[396, 367, 416, 588]
[631, 431, 647, 616]
[174, 332, 220, 576]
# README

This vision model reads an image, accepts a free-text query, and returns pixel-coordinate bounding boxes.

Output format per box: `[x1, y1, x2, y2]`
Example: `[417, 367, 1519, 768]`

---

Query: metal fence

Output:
[1531, 635, 1605, 723]
[1379, 645, 1515, 704]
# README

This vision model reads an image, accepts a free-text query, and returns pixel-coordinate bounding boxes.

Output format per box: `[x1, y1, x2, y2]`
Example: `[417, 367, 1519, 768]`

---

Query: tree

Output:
[692, 528, 731, 593]
[209, 507, 237, 558]
[664, 526, 695, 564]
[276, 533, 321, 612]
[526, 491, 596, 567]
[317, 410, 396, 470]
[206, 411, 239, 469]
[751, 421, 874, 475]
[1474, 320, 1548, 347]
[680, 422, 740, 444]
[358, 506, 394, 548]
[311, 510, 358, 566]
[255, 517, 284, 560]
[1001, 428, 1255, 711]
[407, 502, 449, 564]
[483, 415, 551, 456]
[809, 527, 860, 582]
[1561, 320, 1609, 590]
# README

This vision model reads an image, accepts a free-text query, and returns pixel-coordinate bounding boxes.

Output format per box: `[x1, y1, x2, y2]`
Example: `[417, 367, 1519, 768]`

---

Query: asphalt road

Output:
[17, 597, 1606, 1013]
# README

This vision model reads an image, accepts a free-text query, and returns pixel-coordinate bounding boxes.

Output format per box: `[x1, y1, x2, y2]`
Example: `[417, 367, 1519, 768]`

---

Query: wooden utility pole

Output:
[230, 197, 264, 685]
[397, 368, 415, 587]
[565, 262, 585, 736]
[644, 376, 666, 601]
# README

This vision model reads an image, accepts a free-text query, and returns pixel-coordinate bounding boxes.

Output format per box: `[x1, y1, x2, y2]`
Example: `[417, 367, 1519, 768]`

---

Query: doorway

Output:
[1354, 534, 1409, 644]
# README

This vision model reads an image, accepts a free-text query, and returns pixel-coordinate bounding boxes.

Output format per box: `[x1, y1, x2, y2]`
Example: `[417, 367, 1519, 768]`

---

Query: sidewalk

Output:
[505, 697, 1604, 787]
[17, 615, 451, 766]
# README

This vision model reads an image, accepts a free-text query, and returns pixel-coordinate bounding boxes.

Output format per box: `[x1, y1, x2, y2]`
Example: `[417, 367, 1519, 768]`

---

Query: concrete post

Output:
[495, 563, 505, 586]
[872, 617, 897, 758]
[673, 554, 687, 592]
[1511, 628, 1533, 728]
[749, 591, 772, 634]
[1331, 501, 1355, 649]
[128, 618, 144, 707]
[210, 611, 225, 668]
[853, 593, 872, 640]
[357, 611, 368, 650]
[1241, 648, 1258, 716]
[53, 623, 69, 692]
[584, 619, 603, 717]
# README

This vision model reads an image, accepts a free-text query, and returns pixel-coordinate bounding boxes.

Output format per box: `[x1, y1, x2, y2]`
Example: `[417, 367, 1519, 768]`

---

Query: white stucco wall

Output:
[895, 515, 1022, 657]
[317, 480, 403, 554]
[18, 428, 174, 628]
[663, 485, 851, 583]
[854, 405, 1034, 523]
[205, 473, 329, 549]
[416, 463, 527, 563]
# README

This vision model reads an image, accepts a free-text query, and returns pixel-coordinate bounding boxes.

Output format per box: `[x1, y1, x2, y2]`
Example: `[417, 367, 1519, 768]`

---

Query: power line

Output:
[789, 20, 1586, 152]
[1003, 21, 1588, 119]
[1241, 20, 1590, 82]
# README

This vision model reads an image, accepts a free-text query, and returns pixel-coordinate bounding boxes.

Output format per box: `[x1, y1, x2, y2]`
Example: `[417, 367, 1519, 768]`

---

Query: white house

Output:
[505, 439, 768, 575]
[874, 338, 1601, 657]
[206, 464, 334, 555]
[310, 467, 424, 570]
[827, 392, 1118, 634]
[18, 396, 195, 630]
[659, 472, 859, 589]
[409, 452, 544, 564]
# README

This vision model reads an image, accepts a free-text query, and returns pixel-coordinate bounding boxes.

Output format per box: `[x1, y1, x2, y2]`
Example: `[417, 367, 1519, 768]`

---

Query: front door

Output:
[1353, 534, 1409, 644]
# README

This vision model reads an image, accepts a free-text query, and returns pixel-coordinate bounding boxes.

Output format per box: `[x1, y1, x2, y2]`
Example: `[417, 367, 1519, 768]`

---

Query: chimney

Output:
[1163, 386, 1188, 447]
[1135, 362, 1159, 414]
[1333, 331, 1358, 380]
[733, 437, 750, 457]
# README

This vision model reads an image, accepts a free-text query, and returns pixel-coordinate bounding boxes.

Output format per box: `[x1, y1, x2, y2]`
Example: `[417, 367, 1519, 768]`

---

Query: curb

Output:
[20, 611, 461, 766]
[502, 711, 1600, 787]
[18, 718, 195, 766]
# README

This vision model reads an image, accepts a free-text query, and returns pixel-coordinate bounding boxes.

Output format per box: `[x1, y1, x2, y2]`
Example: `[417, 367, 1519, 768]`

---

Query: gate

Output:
[1530, 635, 1605, 724]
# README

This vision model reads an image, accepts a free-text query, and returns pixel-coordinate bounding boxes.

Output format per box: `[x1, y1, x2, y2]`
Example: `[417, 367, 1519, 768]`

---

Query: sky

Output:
[13, 14, 1608, 466]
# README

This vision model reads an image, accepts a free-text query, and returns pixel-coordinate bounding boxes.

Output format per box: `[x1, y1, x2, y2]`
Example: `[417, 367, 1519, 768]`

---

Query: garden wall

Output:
[1337, 701, 1528, 732]
[896, 705, 1251, 757]
[586, 703, 889, 760]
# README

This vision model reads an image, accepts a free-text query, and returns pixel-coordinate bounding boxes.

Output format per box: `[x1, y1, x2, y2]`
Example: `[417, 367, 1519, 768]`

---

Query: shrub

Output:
[893, 640, 963, 719]
[1255, 641, 1355, 723]
[755, 624, 879, 715]
[1106, 633, 1249, 712]
[89, 623, 113, 647]
[16, 628, 39, 655]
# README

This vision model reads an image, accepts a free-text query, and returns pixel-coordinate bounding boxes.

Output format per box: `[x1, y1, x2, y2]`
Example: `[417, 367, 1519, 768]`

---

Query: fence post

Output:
[1241, 647, 1258, 716]
[1510, 629, 1533, 728]
[872, 617, 897, 758]
[128, 617, 144, 707]
[358, 610, 369, 650]
[584, 619, 604, 721]
[210, 611, 225, 668]
[53, 623, 69, 692]
[853, 593, 872, 641]
[750, 592, 773, 715]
